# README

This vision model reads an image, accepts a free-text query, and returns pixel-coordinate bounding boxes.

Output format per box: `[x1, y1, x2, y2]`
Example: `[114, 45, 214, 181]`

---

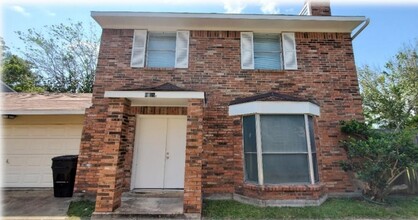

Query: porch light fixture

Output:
[2, 114, 17, 119]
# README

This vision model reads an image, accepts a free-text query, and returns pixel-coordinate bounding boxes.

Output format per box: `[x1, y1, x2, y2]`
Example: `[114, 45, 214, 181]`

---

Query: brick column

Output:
[95, 98, 131, 212]
[183, 99, 204, 214]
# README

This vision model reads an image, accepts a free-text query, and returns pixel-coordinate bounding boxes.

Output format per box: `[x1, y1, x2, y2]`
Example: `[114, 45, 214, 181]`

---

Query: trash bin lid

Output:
[52, 155, 78, 161]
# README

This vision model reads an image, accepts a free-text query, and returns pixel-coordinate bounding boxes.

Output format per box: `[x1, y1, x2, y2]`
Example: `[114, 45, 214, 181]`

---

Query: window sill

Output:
[142, 67, 177, 71]
[243, 182, 324, 192]
[241, 69, 294, 74]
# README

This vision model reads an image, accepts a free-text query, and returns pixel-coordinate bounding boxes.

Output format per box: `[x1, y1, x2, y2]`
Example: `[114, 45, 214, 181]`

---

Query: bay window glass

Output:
[243, 114, 319, 185]
[243, 115, 258, 182]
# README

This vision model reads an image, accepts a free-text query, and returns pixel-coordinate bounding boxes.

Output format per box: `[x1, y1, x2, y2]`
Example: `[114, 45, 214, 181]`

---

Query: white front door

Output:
[132, 115, 187, 189]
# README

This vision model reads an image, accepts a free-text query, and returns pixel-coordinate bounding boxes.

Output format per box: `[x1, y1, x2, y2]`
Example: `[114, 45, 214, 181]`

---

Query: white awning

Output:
[104, 90, 205, 107]
[229, 101, 320, 116]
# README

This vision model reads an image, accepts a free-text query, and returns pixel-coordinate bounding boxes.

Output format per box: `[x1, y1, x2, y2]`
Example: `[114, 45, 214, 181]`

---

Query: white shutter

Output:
[131, 30, 147, 68]
[241, 32, 254, 69]
[282, 33, 298, 70]
[175, 31, 189, 68]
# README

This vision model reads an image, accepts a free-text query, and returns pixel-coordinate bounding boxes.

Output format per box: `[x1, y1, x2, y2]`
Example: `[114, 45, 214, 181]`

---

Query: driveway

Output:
[2, 189, 73, 219]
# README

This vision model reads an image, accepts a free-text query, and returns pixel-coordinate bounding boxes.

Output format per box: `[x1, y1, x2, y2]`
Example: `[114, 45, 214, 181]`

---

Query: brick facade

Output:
[75, 24, 363, 213]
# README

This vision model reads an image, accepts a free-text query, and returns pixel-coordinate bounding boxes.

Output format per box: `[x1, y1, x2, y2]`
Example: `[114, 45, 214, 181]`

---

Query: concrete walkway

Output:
[2, 189, 73, 219]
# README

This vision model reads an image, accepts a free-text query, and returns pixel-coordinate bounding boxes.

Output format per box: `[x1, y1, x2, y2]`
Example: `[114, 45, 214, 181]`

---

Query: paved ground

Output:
[2, 189, 187, 219]
[2, 189, 73, 219]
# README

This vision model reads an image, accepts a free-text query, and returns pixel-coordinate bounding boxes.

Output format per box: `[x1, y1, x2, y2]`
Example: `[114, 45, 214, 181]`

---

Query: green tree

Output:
[16, 21, 99, 93]
[340, 120, 418, 202]
[358, 40, 418, 130]
[1, 54, 44, 92]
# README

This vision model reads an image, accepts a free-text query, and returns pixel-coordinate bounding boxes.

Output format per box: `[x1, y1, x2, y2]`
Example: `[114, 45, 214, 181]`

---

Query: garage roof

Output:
[0, 93, 92, 115]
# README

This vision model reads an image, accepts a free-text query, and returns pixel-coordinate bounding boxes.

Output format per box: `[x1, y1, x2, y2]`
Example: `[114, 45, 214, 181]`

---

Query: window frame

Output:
[243, 113, 319, 185]
[145, 31, 177, 68]
[253, 33, 284, 70]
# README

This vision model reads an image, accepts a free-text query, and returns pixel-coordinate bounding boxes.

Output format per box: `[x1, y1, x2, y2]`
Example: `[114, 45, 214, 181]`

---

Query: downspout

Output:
[352, 18, 370, 40]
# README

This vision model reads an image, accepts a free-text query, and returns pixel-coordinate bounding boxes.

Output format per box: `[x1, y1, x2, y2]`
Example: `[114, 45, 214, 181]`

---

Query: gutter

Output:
[352, 17, 370, 40]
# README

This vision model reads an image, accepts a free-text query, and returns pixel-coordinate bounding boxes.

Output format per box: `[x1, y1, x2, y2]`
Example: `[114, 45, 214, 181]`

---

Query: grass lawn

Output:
[67, 200, 95, 218]
[203, 197, 418, 219]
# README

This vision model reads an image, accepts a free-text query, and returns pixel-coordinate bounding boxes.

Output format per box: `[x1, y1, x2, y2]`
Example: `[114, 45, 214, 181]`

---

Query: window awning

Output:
[104, 83, 205, 107]
[229, 92, 320, 116]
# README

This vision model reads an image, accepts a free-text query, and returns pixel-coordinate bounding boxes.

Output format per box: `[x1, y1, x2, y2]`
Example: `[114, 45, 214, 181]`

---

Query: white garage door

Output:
[2, 125, 82, 187]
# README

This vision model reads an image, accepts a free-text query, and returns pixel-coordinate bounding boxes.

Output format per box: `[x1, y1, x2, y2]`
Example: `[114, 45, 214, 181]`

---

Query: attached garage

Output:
[1, 93, 91, 188]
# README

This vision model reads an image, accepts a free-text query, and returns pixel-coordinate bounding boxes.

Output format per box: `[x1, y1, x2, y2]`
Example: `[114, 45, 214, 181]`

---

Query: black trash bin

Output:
[51, 155, 78, 197]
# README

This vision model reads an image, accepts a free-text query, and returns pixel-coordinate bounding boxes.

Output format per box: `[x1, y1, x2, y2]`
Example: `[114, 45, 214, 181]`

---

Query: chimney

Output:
[299, 0, 331, 16]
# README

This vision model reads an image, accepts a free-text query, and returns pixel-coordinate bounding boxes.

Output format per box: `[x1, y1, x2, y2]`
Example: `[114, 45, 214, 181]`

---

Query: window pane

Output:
[260, 115, 307, 153]
[312, 153, 319, 182]
[308, 116, 316, 152]
[148, 32, 176, 50]
[245, 153, 258, 182]
[147, 32, 176, 67]
[254, 52, 281, 70]
[263, 154, 310, 184]
[243, 115, 257, 153]
[253, 34, 282, 70]
[147, 51, 176, 67]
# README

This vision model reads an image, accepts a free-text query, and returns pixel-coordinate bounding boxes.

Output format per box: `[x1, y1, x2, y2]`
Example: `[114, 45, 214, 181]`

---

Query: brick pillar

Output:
[183, 99, 204, 214]
[95, 98, 131, 212]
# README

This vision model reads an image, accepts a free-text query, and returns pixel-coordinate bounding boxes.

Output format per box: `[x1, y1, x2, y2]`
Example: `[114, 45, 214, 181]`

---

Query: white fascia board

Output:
[229, 101, 320, 116]
[0, 109, 86, 115]
[104, 91, 205, 99]
[91, 12, 366, 33]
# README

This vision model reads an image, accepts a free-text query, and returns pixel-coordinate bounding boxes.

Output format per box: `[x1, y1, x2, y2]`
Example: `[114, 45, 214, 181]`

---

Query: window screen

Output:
[146, 32, 176, 68]
[260, 115, 310, 184]
[253, 34, 282, 70]
[243, 115, 258, 182]
[309, 116, 319, 182]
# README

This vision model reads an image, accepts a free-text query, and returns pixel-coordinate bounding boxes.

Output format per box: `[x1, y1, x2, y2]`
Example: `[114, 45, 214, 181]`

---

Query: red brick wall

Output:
[242, 184, 326, 200]
[75, 29, 363, 199]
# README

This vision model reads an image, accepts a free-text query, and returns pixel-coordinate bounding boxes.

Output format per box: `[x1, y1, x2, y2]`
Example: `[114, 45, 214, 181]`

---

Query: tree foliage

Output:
[1, 39, 44, 92]
[16, 21, 99, 93]
[358, 40, 418, 130]
[340, 120, 418, 202]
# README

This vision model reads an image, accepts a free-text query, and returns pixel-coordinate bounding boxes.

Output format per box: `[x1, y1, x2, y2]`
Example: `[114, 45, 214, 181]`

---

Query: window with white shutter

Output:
[175, 31, 190, 68]
[131, 30, 147, 68]
[240, 32, 297, 70]
[131, 30, 190, 68]
[282, 33, 298, 70]
[241, 32, 254, 69]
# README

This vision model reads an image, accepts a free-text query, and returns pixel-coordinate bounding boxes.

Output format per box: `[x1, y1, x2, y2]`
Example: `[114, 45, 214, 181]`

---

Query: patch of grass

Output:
[67, 200, 95, 218]
[203, 197, 418, 219]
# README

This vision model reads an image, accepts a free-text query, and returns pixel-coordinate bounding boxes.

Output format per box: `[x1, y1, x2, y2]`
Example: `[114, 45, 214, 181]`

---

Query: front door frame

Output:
[130, 114, 187, 190]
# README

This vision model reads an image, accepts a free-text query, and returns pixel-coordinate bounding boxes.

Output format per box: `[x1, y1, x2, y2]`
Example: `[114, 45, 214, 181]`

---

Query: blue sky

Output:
[1, 1, 418, 69]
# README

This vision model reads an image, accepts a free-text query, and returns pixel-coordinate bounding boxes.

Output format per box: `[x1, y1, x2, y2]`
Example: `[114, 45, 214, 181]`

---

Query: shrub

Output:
[340, 120, 418, 202]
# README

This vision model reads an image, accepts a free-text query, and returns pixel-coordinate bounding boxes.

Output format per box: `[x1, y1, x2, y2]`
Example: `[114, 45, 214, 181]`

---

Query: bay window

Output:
[243, 114, 319, 185]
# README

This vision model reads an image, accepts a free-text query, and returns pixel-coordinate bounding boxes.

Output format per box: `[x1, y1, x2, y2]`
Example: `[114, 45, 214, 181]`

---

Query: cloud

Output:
[259, 1, 280, 14]
[223, 0, 246, 13]
[11, 5, 30, 17]
[44, 9, 56, 16]
[284, 8, 295, 13]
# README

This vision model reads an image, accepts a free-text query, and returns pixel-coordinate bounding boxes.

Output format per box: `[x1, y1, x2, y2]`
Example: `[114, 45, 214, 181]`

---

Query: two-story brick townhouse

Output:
[74, 0, 368, 216]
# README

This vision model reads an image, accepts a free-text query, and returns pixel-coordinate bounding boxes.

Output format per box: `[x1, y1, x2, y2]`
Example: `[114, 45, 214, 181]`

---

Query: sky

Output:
[1, 0, 418, 69]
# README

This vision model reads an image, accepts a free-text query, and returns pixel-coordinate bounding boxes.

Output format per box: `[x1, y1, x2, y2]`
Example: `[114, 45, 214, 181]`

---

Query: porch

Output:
[92, 83, 205, 216]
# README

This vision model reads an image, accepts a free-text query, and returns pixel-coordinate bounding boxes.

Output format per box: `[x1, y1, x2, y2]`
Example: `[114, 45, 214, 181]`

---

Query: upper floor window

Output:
[131, 30, 189, 68]
[253, 34, 282, 70]
[241, 32, 297, 70]
[147, 32, 176, 68]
